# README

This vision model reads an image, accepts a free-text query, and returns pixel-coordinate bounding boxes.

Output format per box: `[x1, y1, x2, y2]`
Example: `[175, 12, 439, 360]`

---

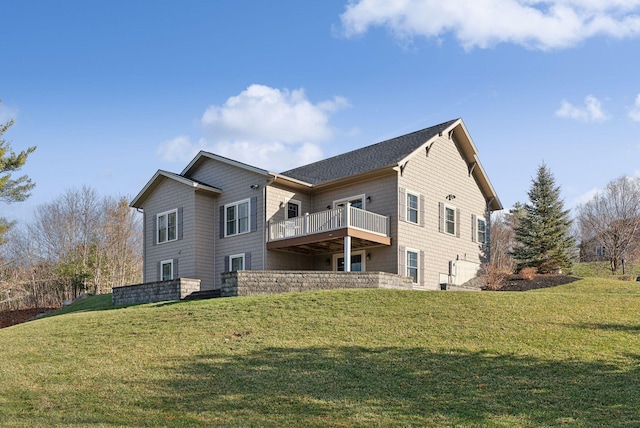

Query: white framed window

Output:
[406, 249, 419, 284]
[333, 250, 366, 272]
[225, 199, 250, 237]
[406, 191, 419, 224]
[333, 194, 365, 210]
[286, 199, 301, 219]
[596, 246, 605, 256]
[477, 217, 486, 244]
[444, 205, 456, 235]
[161, 259, 173, 281]
[229, 253, 245, 271]
[157, 209, 178, 244]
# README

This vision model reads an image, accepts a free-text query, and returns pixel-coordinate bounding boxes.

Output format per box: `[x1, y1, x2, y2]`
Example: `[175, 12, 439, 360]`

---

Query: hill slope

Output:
[1, 281, 639, 427]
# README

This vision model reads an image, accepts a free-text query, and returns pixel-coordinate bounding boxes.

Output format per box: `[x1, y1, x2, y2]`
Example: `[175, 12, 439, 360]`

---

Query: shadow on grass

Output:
[575, 323, 640, 333]
[153, 347, 640, 426]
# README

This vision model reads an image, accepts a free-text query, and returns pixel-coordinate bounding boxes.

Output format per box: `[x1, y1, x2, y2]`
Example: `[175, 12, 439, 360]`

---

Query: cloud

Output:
[628, 94, 640, 122]
[0, 102, 19, 124]
[158, 85, 348, 171]
[339, 0, 640, 50]
[555, 95, 609, 122]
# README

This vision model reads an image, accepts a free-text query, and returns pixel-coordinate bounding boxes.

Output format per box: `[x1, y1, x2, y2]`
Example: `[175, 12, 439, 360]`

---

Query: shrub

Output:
[519, 267, 537, 281]
[481, 263, 511, 290]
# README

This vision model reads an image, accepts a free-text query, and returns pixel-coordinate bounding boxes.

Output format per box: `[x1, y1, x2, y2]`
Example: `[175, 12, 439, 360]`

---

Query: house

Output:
[129, 118, 502, 293]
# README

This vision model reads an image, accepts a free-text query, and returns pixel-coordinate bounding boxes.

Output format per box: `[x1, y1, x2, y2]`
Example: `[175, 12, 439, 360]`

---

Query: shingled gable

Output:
[280, 118, 502, 211]
[130, 170, 221, 209]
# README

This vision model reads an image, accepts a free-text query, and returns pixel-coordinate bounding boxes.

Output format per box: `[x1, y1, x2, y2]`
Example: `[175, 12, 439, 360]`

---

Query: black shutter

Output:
[250, 196, 258, 232]
[224, 255, 229, 272]
[177, 207, 184, 240]
[173, 259, 178, 279]
[157, 261, 161, 281]
[219, 206, 225, 239]
[245, 252, 251, 270]
[471, 214, 477, 243]
[152, 215, 157, 245]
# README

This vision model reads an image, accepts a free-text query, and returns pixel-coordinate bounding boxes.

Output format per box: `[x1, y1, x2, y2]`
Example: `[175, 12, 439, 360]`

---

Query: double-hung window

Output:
[406, 250, 419, 284]
[445, 206, 456, 235]
[157, 209, 177, 244]
[477, 217, 486, 244]
[407, 192, 419, 224]
[225, 199, 250, 237]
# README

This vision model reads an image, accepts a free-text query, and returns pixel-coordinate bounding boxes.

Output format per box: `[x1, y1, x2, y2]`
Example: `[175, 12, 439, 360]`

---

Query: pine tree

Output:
[512, 163, 575, 273]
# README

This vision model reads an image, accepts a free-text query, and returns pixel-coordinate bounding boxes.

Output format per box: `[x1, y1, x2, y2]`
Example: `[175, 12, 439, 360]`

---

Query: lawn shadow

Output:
[574, 323, 640, 333]
[150, 346, 640, 426]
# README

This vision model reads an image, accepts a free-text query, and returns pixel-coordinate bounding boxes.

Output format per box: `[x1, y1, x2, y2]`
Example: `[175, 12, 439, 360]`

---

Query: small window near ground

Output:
[230, 254, 245, 271]
[406, 250, 418, 284]
[157, 209, 177, 244]
[161, 260, 173, 281]
[407, 192, 419, 224]
[477, 217, 486, 244]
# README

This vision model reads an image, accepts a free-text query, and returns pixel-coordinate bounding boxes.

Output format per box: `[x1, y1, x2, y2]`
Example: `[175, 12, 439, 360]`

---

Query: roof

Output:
[280, 119, 458, 185]
[130, 170, 222, 209]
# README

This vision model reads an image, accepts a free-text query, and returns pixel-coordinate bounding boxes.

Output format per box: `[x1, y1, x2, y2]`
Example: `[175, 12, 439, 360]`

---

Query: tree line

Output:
[488, 164, 640, 285]
[1, 103, 141, 309]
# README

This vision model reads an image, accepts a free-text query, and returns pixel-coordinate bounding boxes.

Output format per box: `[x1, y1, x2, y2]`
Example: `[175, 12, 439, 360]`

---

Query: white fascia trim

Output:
[181, 151, 270, 177]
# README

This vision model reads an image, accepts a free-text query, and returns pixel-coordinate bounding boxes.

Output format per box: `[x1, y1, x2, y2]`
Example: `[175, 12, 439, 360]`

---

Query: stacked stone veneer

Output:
[112, 278, 201, 306]
[220, 271, 414, 297]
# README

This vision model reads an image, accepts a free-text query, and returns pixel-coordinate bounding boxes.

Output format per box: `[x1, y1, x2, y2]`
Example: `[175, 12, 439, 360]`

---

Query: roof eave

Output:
[130, 170, 222, 209]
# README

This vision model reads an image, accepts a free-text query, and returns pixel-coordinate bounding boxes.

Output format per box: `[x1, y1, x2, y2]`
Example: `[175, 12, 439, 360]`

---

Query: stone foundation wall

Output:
[112, 278, 201, 306]
[221, 271, 414, 297]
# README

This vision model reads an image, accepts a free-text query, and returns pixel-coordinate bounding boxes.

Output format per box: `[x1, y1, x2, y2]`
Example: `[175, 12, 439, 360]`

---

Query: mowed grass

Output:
[1, 281, 639, 427]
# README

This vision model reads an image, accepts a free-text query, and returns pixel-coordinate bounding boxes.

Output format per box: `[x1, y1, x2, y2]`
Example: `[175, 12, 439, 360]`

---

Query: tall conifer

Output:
[512, 163, 575, 273]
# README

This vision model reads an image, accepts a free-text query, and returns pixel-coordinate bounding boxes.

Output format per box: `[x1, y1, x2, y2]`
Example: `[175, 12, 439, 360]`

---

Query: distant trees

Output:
[576, 176, 640, 275]
[511, 164, 575, 273]
[1, 186, 142, 309]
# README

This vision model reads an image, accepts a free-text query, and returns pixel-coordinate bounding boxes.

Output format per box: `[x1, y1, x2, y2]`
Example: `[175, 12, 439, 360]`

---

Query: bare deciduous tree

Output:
[577, 175, 640, 274]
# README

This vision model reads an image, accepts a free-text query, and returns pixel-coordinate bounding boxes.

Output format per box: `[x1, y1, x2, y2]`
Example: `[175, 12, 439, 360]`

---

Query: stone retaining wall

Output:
[221, 271, 414, 297]
[112, 278, 201, 306]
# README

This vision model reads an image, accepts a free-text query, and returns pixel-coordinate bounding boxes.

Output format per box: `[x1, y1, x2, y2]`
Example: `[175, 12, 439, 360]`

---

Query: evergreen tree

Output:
[512, 163, 575, 273]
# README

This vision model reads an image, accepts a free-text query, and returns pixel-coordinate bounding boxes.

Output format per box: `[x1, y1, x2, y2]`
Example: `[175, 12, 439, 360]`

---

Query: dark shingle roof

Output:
[280, 119, 458, 185]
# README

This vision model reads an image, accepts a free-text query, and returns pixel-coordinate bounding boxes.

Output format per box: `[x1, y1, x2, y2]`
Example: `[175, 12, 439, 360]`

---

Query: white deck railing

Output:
[268, 206, 389, 242]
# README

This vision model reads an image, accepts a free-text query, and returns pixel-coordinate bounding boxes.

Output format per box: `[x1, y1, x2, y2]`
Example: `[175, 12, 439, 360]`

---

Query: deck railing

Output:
[268, 205, 389, 242]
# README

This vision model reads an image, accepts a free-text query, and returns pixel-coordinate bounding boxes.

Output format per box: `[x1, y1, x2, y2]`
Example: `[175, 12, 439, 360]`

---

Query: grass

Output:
[1, 281, 639, 427]
[573, 261, 638, 279]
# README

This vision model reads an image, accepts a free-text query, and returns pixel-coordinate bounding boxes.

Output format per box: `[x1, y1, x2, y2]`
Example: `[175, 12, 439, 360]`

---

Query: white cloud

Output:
[555, 95, 609, 122]
[339, 0, 640, 50]
[158, 85, 348, 171]
[571, 187, 600, 207]
[628, 94, 640, 121]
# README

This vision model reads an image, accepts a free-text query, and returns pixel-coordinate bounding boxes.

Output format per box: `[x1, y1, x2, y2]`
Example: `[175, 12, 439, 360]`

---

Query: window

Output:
[157, 209, 177, 244]
[596, 246, 605, 256]
[334, 250, 365, 272]
[407, 192, 419, 224]
[334, 194, 365, 210]
[225, 199, 250, 237]
[477, 217, 486, 244]
[161, 260, 173, 281]
[229, 254, 245, 271]
[286, 200, 301, 219]
[406, 250, 418, 284]
[445, 206, 456, 235]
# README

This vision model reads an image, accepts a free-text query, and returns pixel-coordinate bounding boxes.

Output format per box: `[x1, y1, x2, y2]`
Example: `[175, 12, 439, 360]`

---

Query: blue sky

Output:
[2, 0, 640, 224]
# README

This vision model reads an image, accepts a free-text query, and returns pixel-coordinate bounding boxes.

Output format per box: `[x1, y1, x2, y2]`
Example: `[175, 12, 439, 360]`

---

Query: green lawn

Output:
[1, 281, 639, 427]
